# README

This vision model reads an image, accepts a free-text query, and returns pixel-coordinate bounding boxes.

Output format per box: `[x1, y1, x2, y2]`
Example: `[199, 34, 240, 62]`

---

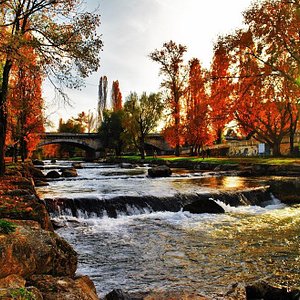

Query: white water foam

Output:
[213, 194, 285, 215]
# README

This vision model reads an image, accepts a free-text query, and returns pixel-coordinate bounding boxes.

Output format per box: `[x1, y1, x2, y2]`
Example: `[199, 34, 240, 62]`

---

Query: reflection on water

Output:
[222, 176, 245, 189]
[38, 161, 269, 199]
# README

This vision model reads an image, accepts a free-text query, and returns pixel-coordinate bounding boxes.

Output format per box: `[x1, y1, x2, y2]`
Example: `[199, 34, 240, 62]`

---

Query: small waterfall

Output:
[44, 186, 273, 219]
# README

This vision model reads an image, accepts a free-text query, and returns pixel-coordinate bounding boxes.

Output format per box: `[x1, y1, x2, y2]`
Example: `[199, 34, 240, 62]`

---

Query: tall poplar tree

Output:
[98, 76, 108, 126]
[149, 40, 187, 156]
[111, 80, 122, 111]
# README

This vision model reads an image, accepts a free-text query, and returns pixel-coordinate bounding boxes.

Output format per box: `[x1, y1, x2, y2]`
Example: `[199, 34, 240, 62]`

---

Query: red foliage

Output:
[111, 80, 122, 111]
[6, 33, 44, 160]
[209, 43, 233, 144]
[184, 58, 213, 153]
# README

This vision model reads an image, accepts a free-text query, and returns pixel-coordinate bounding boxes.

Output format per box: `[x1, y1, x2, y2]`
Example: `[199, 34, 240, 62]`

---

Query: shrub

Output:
[0, 219, 16, 234]
[10, 287, 35, 300]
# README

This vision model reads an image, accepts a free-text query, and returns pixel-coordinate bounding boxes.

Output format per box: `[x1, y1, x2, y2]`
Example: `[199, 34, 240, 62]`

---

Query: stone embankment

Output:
[0, 162, 99, 300]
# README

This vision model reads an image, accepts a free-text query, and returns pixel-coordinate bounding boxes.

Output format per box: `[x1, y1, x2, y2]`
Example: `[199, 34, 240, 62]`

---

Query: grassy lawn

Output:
[122, 155, 300, 165]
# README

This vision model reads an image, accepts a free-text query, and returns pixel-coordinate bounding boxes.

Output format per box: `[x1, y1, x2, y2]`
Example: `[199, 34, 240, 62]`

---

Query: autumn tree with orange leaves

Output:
[150, 41, 188, 156]
[0, 0, 103, 175]
[217, 0, 300, 154]
[111, 80, 123, 111]
[209, 43, 234, 145]
[233, 55, 294, 156]
[184, 58, 212, 155]
[7, 45, 44, 162]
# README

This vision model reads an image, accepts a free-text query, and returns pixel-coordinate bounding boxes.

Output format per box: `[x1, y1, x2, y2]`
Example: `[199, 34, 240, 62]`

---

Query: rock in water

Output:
[246, 281, 300, 300]
[183, 199, 225, 214]
[148, 165, 172, 177]
[46, 170, 60, 178]
[61, 168, 78, 177]
[32, 160, 44, 166]
[72, 162, 83, 169]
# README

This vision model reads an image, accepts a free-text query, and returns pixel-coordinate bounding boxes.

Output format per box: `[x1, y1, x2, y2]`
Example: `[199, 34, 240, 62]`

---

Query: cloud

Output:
[44, 0, 253, 129]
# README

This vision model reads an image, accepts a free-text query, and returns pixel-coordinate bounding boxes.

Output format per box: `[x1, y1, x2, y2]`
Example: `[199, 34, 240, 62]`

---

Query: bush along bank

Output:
[0, 163, 99, 300]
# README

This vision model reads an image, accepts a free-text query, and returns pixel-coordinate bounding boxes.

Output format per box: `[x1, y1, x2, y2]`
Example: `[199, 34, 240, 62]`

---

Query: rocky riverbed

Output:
[0, 163, 99, 300]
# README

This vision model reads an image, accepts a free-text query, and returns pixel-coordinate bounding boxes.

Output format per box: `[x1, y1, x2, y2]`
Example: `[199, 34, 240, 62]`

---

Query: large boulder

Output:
[27, 165, 45, 179]
[46, 170, 61, 179]
[104, 289, 209, 300]
[148, 165, 172, 178]
[269, 179, 300, 204]
[0, 221, 77, 279]
[183, 199, 225, 214]
[72, 162, 83, 169]
[61, 168, 78, 178]
[245, 281, 300, 300]
[28, 275, 99, 300]
[32, 160, 44, 166]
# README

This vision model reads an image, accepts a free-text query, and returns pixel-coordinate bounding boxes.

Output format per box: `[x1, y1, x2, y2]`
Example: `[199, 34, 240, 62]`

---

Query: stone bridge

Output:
[38, 132, 172, 160]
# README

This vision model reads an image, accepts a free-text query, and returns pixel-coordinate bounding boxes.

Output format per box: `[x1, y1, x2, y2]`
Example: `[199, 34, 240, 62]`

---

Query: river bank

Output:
[0, 163, 99, 300]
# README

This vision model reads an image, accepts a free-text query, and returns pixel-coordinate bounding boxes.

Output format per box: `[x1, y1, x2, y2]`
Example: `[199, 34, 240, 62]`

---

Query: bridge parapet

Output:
[38, 132, 171, 158]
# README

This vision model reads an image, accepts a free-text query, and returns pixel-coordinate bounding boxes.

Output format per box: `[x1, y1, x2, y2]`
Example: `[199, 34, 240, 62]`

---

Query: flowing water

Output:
[37, 160, 300, 298]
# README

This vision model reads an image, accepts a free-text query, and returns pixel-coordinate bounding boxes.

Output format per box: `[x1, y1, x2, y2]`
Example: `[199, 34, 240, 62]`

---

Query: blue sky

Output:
[43, 0, 253, 129]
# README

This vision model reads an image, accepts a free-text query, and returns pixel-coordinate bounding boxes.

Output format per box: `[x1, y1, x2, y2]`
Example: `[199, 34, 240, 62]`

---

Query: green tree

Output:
[0, 0, 103, 175]
[123, 92, 163, 159]
[99, 110, 125, 157]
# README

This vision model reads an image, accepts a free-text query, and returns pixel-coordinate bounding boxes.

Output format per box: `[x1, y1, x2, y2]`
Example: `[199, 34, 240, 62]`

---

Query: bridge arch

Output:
[38, 140, 98, 161]
[38, 132, 172, 159]
[38, 133, 103, 160]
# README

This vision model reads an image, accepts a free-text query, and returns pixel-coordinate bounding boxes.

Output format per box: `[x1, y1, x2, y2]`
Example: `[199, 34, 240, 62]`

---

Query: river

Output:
[36, 160, 300, 298]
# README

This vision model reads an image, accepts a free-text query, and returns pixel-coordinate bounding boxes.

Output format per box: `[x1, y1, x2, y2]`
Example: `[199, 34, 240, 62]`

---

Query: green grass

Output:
[121, 155, 300, 165]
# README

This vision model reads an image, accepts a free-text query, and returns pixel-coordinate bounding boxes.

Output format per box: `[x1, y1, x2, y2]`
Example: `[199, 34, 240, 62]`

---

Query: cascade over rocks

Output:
[45, 186, 272, 219]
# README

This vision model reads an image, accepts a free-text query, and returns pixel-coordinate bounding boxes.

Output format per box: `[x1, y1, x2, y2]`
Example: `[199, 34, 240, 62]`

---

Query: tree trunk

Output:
[20, 137, 27, 162]
[0, 116, 6, 176]
[289, 114, 298, 156]
[289, 132, 295, 155]
[272, 141, 281, 157]
[216, 128, 223, 145]
[139, 137, 145, 160]
[0, 60, 12, 176]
